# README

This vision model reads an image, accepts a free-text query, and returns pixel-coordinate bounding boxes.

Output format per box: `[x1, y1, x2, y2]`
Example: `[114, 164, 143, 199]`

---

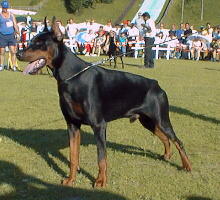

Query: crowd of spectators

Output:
[17, 14, 220, 62]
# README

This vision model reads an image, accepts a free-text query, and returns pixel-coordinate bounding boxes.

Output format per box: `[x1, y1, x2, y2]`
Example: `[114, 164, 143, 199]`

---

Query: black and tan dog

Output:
[105, 30, 124, 68]
[16, 17, 192, 187]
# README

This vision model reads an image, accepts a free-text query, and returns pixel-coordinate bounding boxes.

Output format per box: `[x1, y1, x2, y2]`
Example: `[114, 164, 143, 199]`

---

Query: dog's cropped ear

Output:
[51, 16, 63, 42]
[43, 17, 49, 32]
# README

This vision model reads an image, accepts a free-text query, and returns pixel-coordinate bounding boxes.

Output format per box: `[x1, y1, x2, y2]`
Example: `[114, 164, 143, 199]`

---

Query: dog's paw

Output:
[182, 161, 192, 172]
[62, 177, 74, 186]
[94, 178, 107, 188]
[163, 153, 172, 160]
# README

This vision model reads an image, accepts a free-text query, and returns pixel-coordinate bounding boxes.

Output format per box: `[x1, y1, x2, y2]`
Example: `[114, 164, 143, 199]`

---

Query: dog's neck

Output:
[52, 44, 89, 82]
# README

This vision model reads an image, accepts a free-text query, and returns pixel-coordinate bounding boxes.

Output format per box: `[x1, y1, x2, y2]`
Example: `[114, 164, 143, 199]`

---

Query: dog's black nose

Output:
[16, 50, 23, 60]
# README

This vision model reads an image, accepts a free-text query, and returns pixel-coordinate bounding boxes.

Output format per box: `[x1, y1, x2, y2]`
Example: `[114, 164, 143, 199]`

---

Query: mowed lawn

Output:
[0, 57, 219, 200]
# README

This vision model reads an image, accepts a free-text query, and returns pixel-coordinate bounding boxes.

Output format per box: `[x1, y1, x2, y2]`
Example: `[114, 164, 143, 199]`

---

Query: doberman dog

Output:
[16, 17, 192, 187]
[106, 30, 124, 68]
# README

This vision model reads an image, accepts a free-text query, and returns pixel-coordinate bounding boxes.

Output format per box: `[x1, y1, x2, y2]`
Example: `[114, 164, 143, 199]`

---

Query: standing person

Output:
[118, 32, 128, 56]
[0, 0, 19, 71]
[141, 12, 156, 68]
[26, 14, 32, 27]
[65, 18, 78, 39]
[134, 12, 144, 36]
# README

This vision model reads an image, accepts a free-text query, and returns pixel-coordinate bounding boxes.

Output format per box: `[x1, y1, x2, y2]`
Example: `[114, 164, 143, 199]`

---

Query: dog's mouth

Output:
[23, 58, 47, 75]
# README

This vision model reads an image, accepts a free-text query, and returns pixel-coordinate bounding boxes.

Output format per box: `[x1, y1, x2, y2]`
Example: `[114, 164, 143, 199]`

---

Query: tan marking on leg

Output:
[174, 141, 192, 171]
[154, 126, 172, 160]
[62, 129, 80, 186]
[77, 130, 81, 171]
[95, 158, 107, 188]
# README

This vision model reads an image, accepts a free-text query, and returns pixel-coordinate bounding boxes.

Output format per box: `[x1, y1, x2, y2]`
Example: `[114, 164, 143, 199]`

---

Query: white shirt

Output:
[87, 23, 100, 33]
[66, 23, 78, 38]
[84, 32, 97, 42]
[156, 28, 169, 41]
[165, 37, 179, 48]
[143, 18, 156, 38]
[135, 17, 145, 31]
[58, 25, 66, 35]
[127, 27, 139, 37]
[37, 23, 44, 34]
[154, 36, 164, 45]
[103, 25, 113, 32]
[26, 15, 32, 26]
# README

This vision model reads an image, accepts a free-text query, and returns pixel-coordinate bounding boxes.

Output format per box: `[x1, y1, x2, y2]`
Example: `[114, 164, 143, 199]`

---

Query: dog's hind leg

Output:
[152, 88, 192, 171]
[140, 86, 192, 171]
[157, 124, 192, 171]
[139, 115, 171, 160]
[154, 125, 172, 160]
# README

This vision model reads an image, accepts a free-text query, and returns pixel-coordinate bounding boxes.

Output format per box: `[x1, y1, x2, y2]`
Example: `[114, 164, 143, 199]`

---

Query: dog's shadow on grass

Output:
[170, 105, 220, 124]
[185, 196, 213, 200]
[0, 160, 128, 200]
[1, 104, 219, 185]
[0, 127, 181, 185]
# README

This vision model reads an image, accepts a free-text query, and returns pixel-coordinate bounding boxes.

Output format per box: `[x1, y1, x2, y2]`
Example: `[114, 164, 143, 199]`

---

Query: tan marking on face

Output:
[21, 46, 54, 68]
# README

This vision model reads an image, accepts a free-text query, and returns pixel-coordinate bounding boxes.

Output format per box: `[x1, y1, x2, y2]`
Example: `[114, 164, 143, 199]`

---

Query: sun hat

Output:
[1, 0, 9, 8]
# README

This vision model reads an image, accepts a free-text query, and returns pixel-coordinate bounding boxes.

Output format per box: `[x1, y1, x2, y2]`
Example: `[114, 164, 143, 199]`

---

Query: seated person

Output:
[165, 32, 179, 58]
[154, 32, 165, 45]
[154, 32, 166, 58]
[84, 30, 97, 56]
[190, 39, 203, 60]
[91, 31, 106, 56]
[210, 38, 220, 61]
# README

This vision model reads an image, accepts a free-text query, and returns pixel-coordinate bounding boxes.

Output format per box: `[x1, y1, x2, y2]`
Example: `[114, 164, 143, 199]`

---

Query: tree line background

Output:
[64, 0, 114, 13]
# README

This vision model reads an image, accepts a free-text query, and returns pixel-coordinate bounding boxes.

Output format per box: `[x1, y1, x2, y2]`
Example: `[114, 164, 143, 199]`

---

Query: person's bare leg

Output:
[9, 45, 18, 71]
[196, 49, 201, 61]
[0, 47, 5, 70]
[190, 48, 195, 60]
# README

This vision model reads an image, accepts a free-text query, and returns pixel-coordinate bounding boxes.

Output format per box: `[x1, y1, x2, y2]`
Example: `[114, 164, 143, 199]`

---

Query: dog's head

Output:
[17, 17, 63, 75]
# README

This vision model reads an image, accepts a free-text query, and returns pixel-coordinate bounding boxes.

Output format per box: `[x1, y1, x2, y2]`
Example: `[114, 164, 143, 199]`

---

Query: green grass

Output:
[0, 58, 220, 200]
[10, 0, 220, 29]
[162, 0, 220, 28]
[10, 0, 42, 7]
[13, 0, 142, 24]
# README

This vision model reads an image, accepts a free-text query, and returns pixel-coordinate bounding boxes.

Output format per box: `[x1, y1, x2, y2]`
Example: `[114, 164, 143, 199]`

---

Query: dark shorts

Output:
[0, 33, 17, 48]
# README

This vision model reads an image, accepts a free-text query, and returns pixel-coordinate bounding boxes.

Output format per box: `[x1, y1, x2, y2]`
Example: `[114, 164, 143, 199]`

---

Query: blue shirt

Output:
[176, 29, 184, 39]
[0, 13, 15, 35]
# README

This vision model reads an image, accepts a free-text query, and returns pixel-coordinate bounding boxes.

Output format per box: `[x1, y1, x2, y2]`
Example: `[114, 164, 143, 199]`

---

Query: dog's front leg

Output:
[92, 121, 107, 187]
[62, 123, 81, 186]
[114, 57, 117, 68]
[120, 56, 124, 68]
